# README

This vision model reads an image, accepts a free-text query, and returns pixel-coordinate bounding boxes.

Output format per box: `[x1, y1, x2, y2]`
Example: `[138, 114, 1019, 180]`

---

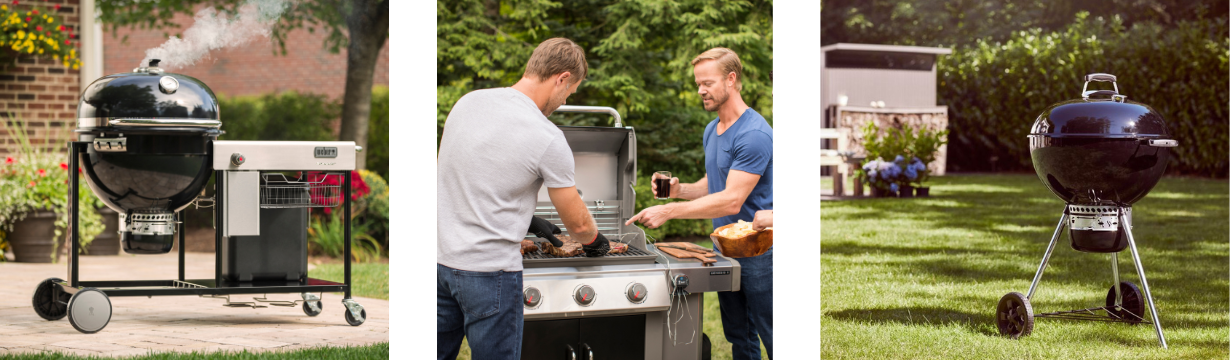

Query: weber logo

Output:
[709, 271, 730, 276]
[314, 147, 338, 158]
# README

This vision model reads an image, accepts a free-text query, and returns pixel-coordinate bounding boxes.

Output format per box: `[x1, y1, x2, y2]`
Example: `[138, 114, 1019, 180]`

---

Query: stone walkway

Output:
[0, 252, 388, 357]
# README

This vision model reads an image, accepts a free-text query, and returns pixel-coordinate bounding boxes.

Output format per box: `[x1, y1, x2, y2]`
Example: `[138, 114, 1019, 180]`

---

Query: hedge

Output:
[938, 13, 1229, 176]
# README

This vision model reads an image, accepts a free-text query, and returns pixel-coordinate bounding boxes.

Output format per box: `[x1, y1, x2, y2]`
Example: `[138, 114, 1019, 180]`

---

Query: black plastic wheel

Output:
[1106, 281, 1145, 324]
[344, 308, 366, 326]
[302, 300, 323, 317]
[67, 287, 112, 334]
[997, 292, 1034, 339]
[32, 277, 68, 321]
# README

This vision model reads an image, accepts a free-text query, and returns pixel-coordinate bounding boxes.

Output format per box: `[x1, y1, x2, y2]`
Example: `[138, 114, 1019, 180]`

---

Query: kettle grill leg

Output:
[1027, 213, 1068, 300]
[1111, 253, 1122, 308]
[1120, 208, 1166, 349]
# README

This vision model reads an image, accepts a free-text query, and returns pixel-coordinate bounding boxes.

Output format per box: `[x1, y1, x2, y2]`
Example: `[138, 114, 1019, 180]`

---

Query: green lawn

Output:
[821, 174, 1229, 359]
[310, 261, 390, 300]
[1, 343, 389, 359]
[455, 240, 768, 360]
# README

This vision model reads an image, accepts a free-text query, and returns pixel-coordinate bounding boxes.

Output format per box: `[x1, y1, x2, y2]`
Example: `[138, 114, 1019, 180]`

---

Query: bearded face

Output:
[701, 84, 729, 112]
[693, 60, 734, 112]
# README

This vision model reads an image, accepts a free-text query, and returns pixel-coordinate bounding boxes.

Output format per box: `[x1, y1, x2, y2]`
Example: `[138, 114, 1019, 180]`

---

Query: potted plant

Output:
[0, 119, 104, 262]
[909, 126, 949, 197]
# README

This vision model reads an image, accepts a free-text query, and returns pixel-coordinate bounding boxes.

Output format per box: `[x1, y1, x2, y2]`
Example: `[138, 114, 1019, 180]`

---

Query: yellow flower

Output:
[2, 5, 6, 10]
[36, 49, 41, 54]
[47, 18, 52, 23]
[72, 64, 78, 70]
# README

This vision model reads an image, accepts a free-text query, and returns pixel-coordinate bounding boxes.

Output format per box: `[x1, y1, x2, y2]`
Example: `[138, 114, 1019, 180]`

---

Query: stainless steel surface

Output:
[1028, 213, 1067, 300]
[522, 269, 670, 319]
[107, 118, 223, 128]
[259, 173, 342, 209]
[1112, 253, 1122, 308]
[213, 141, 357, 171]
[1068, 205, 1120, 232]
[122, 212, 176, 237]
[1082, 73, 1120, 97]
[92, 137, 126, 152]
[1148, 139, 1178, 147]
[224, 171, 260, 237]
[68, 289, 111, 332]
[1120, 209, 1168, 349]
[554, 105, 623, 127]
[158, 76, 179, 93]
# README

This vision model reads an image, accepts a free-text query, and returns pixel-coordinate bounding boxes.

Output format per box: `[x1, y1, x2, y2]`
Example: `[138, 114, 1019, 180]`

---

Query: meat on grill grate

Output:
[540, 235, 583, 257]
[520, 240, 539, 255]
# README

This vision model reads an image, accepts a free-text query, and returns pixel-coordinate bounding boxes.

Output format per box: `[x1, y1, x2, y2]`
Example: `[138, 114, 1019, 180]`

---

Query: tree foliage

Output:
[438, 0, 773, 180]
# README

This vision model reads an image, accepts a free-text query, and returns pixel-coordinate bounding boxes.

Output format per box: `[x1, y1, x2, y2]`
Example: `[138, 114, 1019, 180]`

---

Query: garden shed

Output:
[819, 43, 951, 195]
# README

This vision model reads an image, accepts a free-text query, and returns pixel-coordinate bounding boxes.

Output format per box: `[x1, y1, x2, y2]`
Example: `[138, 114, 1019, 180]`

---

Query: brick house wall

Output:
[101, 11, 390, 99]
[0, 0, 81, 154]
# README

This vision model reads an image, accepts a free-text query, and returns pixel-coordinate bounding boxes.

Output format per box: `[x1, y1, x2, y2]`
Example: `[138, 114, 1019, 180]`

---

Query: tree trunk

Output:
[338, 0, 389, 170]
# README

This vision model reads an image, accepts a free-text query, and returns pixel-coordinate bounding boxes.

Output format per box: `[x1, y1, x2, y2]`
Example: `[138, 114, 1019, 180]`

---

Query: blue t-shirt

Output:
[703, 108, 773, 229]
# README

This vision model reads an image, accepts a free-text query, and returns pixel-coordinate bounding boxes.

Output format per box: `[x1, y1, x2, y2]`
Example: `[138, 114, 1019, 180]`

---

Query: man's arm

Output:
[547, 186, 598, 244]
[627, 170, 759, 228]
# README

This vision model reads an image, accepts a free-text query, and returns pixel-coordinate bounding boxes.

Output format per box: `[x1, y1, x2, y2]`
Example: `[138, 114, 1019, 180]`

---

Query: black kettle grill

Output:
[997, 73, 1175, 348]
[75, 59, 221, 254]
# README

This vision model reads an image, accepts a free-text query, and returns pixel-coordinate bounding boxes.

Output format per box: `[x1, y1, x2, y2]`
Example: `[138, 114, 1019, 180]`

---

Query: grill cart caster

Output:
[32, 278, 68, 321]
[1106, 281, 1145, 324]
[67, 288, 112, 334]
[302, 293, 323, 317]
[343, 299, 366, 326]
[997, 292, 1034, 339]
[701, 333, 712, 360]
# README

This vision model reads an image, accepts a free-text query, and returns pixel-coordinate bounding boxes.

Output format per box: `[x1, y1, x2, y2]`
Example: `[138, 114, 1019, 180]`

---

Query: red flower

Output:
[11, 1, 17, 5]
[59, 162, 67, 170]
[27, 181, 34, 187]
[25, 17, 30, 22]
[57, 25, 62, 31]
[4, 157, 12, 164]
[63, 39, 69, 45]
[31, 9, 36, 15]
[54, 4, 59, 10]
[37, 169, 45, 177]
[35, 25, 41, 31]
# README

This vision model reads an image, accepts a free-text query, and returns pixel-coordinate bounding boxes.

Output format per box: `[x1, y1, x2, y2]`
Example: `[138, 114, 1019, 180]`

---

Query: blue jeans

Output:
[437, 264, 524, 360]
[717, 248, 773, 360]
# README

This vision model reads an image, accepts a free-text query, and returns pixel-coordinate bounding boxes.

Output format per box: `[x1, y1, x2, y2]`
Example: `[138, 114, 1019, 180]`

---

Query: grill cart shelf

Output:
[30, 142, 367, 334]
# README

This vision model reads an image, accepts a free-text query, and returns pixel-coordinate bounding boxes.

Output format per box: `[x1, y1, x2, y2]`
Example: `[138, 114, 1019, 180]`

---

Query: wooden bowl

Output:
[710, 224, 773, 258]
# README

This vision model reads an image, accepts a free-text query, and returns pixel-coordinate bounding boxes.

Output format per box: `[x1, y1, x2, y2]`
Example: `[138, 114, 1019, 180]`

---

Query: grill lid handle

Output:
[1085, 73, 1116, 82]
[553, 105, 623, 127]
[1082, 73, 1120, 100]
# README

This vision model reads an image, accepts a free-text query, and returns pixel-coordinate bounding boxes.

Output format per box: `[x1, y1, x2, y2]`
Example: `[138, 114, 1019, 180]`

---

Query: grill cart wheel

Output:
[67, 288, 112, 334]
[302, 299, 323, 317]
[344, 308, 367, 326]
[31, 277, 68, 321]
[1106, 281, 1146, 324]
[997, 292, 1034, 339]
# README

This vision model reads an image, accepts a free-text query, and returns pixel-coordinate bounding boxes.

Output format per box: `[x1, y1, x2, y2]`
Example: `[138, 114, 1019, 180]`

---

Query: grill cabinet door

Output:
[522, 319, 580, 360]
[579, 315, 646, 360]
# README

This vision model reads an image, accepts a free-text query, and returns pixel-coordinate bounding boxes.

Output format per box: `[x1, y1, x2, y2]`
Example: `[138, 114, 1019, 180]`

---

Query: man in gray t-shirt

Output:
[437, 38, 610, 360]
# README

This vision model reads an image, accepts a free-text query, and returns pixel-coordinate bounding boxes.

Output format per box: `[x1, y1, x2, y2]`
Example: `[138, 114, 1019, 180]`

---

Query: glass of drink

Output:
[654, 171, 672, 199]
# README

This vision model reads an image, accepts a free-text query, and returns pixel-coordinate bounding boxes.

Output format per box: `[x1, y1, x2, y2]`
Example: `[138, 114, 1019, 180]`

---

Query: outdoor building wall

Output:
[0, 0, 82, 155]
[838, 108, 949, 175]
[101, 11, 390, 99]
[823, 67, 938, 110]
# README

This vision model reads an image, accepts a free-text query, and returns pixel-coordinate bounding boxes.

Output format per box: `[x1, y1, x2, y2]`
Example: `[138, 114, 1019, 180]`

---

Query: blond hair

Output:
[524, 38, 588, 84]
[691, 47, 744, 92]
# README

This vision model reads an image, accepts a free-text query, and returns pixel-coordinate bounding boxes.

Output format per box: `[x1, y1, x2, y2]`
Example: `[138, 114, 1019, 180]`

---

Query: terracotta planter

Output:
[8, 210, 58, 263]
[84, 208, 120, 256]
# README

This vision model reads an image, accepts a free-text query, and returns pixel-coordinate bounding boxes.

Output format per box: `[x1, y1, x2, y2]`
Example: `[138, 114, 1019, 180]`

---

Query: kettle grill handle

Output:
[553, 105, 623, 127]
[1082, 73, 1120, 100]
[109, 118, 222, 128]
[583, 343, 594, 360]
[1085, 73, 1117, 82]
[1147, 139, 1178, 148]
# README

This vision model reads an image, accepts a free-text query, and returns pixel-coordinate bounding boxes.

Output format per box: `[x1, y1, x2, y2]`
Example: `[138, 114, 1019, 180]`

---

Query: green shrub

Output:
[367, 86, 390, 180]
[308, 213, 382, 263]
[938, 13, 1229, 175]
[217, 91, 339, 142]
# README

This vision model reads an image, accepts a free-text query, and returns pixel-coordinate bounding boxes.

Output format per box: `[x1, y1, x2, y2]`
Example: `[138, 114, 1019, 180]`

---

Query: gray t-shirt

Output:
[437, 88, 575, 272]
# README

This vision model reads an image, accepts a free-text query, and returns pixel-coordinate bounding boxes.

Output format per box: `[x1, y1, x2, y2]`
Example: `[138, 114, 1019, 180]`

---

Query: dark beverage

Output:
[654, 178, 671, 199]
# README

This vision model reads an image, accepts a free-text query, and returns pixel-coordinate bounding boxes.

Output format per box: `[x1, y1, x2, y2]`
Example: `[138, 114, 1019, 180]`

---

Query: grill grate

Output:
[522, 241, 653, 260]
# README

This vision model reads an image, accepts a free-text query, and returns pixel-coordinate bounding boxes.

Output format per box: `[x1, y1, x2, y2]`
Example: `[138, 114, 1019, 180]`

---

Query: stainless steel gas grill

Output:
[518, 106, 740, 360]
[29, 60, 368, 334]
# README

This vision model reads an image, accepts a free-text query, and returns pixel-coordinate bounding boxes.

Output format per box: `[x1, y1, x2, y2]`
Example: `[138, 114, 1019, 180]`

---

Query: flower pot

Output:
[8, 210, 57, 263]
[84, 208, 120, 256]
[899, 184, 914, 198]
[916, 187, 931, 197]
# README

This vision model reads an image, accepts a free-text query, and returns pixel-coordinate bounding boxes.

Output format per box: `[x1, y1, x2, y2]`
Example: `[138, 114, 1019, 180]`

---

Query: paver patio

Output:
[0, 252, 388, 357]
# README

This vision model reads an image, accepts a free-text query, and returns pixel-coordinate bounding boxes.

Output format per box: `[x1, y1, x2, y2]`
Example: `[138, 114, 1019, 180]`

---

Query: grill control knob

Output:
[626, 283, 648, 304]
[574, 285, 596, 306]
[523, 287, 542, 309]
[230, 153, 245, 166]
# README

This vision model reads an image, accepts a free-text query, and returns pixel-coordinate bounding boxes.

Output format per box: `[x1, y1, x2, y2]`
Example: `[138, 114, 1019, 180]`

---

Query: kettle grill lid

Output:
[1029, 73, 1169, 139]
[77, 59, 220, 129]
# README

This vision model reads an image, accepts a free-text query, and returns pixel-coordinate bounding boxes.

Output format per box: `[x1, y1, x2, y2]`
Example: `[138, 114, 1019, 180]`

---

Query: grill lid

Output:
[1029, 73, 1169, 139]
[77, 59, 220, 130]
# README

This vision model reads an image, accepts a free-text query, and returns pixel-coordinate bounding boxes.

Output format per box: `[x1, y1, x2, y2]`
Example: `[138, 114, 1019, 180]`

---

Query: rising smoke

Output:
[139, 0, 289, 70]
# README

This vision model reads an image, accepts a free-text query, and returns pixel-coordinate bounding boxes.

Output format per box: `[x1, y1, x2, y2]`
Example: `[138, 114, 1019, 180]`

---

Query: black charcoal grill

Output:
[997, 73, 1177, 348]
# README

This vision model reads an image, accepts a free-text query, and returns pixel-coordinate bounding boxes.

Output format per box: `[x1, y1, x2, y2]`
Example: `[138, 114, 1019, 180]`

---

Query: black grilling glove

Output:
[528, 216, 564, 247]
[582, 233, 611, 257]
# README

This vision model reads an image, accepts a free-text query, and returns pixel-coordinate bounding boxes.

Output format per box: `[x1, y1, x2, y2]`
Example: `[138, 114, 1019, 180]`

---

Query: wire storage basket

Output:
[259, 172, 342, 208]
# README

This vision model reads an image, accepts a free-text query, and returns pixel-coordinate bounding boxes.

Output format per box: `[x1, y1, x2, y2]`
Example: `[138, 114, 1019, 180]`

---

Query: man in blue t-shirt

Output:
[626, 47, 773, 360]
